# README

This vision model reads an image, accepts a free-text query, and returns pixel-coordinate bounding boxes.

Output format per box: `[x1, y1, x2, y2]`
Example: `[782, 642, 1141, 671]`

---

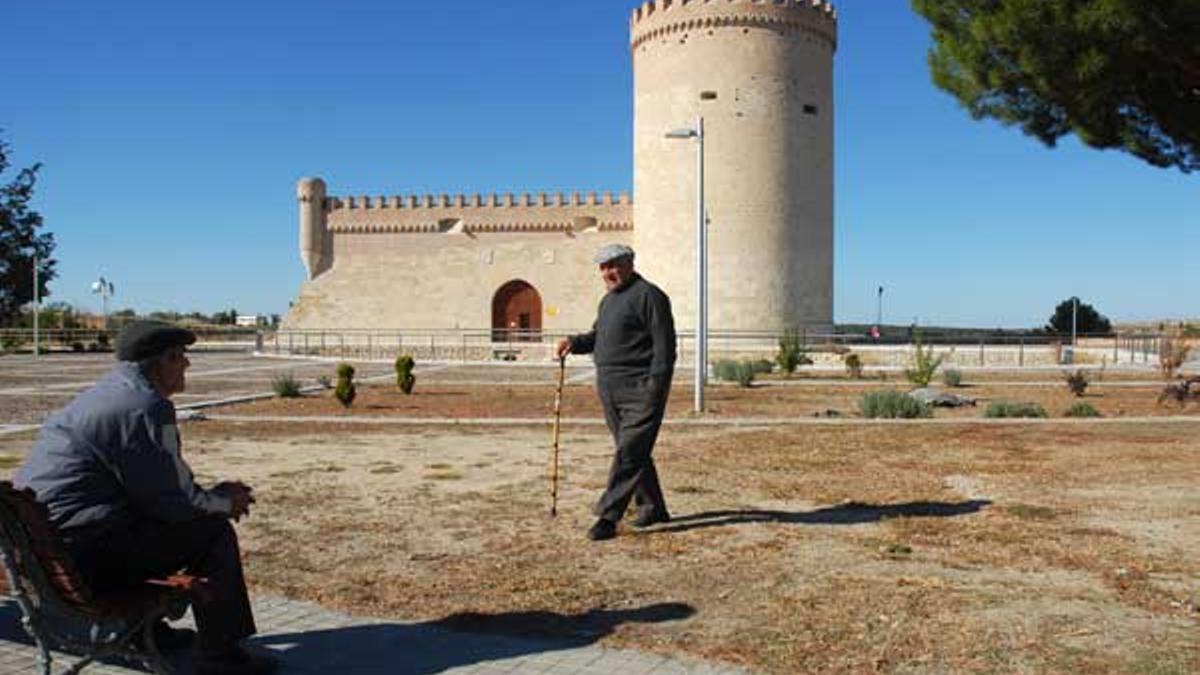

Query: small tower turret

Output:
[297, 177, 329, 279]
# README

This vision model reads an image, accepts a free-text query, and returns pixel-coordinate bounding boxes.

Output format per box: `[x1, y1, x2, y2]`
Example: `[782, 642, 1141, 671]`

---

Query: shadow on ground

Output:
[653, 500, 992, 534]
[255, 602, 695, 674]
[0, 601, 696, 674]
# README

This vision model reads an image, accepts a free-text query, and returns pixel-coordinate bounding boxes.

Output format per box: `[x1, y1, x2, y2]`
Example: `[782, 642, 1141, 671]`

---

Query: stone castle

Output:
[284, 0, 837, 338]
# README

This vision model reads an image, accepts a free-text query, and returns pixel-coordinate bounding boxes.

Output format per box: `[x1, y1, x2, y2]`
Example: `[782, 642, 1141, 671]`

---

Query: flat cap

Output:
[115, 321, 196, 361]
[593, 243, 635, 264]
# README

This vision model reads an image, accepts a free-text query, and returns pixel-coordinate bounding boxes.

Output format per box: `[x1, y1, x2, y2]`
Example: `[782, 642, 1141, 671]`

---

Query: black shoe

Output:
[632, 510, 671, 529]
[587, 518, 617, 541]
[196, 645, 280, 675]
[144, 620, 196, 651]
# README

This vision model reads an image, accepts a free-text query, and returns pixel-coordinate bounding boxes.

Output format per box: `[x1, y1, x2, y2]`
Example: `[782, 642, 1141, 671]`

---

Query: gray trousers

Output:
[594, 374, 671, 523]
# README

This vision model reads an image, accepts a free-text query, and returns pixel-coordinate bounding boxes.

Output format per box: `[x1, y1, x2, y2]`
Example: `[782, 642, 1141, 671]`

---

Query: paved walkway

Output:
[0, 596, 751, 674]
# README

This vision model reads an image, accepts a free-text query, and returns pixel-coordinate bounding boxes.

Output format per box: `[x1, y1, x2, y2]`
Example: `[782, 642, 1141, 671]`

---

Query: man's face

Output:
[599, 256, 634, 291]
[156, 346, 190, 397]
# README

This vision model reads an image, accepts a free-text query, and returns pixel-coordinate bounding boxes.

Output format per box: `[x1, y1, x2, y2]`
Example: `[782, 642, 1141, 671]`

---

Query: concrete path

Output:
[0, 596, 751, 674]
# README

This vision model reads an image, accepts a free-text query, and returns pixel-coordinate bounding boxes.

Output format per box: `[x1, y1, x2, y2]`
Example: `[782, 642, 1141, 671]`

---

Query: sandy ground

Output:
[1, 355, 1197, 674]
[6, 418, 1190, 674]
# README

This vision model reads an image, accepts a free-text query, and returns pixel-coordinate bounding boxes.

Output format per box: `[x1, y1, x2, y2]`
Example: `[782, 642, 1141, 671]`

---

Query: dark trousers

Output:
[70, 516, 256, 654]
[595, 375, 671, 523]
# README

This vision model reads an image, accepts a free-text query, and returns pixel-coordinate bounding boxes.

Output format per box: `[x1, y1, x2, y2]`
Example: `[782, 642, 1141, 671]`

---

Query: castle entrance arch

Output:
[491, 280, 542, 342]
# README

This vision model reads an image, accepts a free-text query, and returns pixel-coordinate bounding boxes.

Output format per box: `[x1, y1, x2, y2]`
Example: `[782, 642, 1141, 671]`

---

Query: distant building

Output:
[235, 315, 264, 327]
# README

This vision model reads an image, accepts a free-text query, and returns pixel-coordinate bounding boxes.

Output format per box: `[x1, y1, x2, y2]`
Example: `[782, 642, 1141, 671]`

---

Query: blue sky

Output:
[5, 0, 1196, 328]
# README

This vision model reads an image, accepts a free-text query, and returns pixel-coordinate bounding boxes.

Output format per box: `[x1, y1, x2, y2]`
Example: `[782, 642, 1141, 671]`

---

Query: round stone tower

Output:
[297, 177, 329, 280]
[631, 0, 837, 333]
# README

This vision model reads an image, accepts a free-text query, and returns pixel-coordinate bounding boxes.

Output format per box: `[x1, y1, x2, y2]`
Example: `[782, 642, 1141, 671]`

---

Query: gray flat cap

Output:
[115, 321, 196, 361]
[593, 244, 635, 264]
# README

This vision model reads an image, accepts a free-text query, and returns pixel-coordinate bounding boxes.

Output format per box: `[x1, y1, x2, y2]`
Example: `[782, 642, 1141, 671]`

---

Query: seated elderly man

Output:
[15, 321, 274, 675]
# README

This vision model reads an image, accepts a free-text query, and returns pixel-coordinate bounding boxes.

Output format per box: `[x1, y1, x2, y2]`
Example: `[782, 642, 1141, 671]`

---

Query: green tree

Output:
[1045, 296, 1112, 335]
[911, 0, 1200, 173]
[0, 133, 56, 324]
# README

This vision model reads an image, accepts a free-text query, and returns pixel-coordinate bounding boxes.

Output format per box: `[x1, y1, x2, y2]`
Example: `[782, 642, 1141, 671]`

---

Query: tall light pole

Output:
[876, 285, 884, 328]
[32, 256, 40, 358]
[666, 116, 706, 414]
[91, 276, 115, 331]
[1071, 296, 1078, 346]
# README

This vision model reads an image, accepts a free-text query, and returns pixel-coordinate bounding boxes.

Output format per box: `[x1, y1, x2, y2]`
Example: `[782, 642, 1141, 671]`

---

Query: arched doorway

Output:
[491, 280, 542, 342]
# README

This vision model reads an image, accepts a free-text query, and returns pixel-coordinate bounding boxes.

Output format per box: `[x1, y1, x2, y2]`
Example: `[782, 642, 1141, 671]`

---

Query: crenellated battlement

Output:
[318, 189, 633, 236]
[630, 0, 837, 51]
[326, 190, 632, 212]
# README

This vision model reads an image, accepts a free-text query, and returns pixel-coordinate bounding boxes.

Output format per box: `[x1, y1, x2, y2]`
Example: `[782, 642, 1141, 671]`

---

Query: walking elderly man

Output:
[556, 244, 677, 541]
[15, 321, 275, 675]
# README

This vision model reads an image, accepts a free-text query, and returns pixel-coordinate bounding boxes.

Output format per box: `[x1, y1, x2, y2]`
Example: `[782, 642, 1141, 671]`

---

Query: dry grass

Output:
[168, 419, 1200, 674]
[223, 378, 1195, 421]
[2, 376, 1197, 674]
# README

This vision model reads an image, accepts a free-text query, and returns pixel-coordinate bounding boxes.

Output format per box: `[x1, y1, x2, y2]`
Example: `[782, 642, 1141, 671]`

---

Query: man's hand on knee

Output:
[213, 481, 255, 521]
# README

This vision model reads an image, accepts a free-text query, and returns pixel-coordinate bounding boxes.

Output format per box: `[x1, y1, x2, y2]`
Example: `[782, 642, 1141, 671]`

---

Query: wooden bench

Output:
[0, 481, 209, 675]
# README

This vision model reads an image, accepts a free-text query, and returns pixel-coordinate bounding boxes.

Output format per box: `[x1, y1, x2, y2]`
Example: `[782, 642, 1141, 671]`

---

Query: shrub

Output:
[859, 389, 932, 419]
[942, 368, 963, 387]
[751, 359, 775, 375]
[71, 341, 85, 352]
[395, 354, 416, 394]
[844, 353, 863, 379]
[316, 375, 332, 389]
[1064, 402, 1102, 418]
[0, 334, 24, 353]
[984, 401, 1048, 418]
[776, 328, 812, 375]
[271, 372, 302, 398]
[334, 363, 356, 408]
[903, 331, 947, 387]
[1063, 369, 1089, 397]
[1159, 336, 1190, 379]
[714, 359, 759, 387]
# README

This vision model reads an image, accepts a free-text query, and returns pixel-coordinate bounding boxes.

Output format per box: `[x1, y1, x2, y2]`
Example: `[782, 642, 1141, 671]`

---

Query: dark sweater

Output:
[569, 273, 676, 379]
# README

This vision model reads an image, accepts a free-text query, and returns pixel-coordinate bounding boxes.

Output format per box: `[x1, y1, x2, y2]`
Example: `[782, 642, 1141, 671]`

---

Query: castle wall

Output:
[632, 0, 837, 333]
[283, 190, 632, 332]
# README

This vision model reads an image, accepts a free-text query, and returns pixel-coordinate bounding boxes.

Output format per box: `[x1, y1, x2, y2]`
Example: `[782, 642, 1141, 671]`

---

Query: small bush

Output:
[844, 353, 863, 379]
[334, 363, 356, 408]
[1064, 402, 1102, 418]
[751, 359, 774, 375]
[714, 359, 759, 387]
[0, 334, 25, 352]
[316, 375, 332, 389]
[395, 354, 416, 394]
[71, 341, 85, 352]
[1063, 369, 1089, 397]
[942, 369, 963, 387]
[271, 372, 302, 398]
[776, 328, 812, 375]
[859, 389, 932, 419]
[1159, 336, 1190, 379]
[984, 401, 1047, 418]
[903, 330, 947, 387]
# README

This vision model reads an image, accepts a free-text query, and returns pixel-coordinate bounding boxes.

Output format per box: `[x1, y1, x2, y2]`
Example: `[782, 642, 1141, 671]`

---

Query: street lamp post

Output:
[876, 285, 884, 330]
[92, 276, 115, 331]
[666, 116, 706, 414]
[32, 256, 40, 358]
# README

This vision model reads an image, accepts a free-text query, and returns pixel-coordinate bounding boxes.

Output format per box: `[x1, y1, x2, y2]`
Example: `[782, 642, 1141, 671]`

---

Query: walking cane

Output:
[550, 355, 566, 517]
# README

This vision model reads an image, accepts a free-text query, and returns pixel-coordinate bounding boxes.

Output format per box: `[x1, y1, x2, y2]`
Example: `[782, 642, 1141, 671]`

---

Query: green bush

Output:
[844, 353, 863, 379]
[776, 328, 812, 375]
[334, 363, 356, 408]
[395, 354, 416, 394]
[1063, 402, 1102, 418]
[271, 372, 302, 398]
[0, 334, 24, 353]
[751, 359, 774, 375]
[984, 401, 1048, 418]
[904, 331, 947, 387]
[1063, 369, 1089, 397]
[714, 359, 759, 387]
[316, 375, 332, 389]
[859, 389, 933, 419]
[942, 368, 963, 387]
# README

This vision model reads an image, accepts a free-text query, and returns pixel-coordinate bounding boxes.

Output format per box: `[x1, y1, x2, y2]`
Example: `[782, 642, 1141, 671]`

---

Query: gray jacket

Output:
[15, 361, 232, 546]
